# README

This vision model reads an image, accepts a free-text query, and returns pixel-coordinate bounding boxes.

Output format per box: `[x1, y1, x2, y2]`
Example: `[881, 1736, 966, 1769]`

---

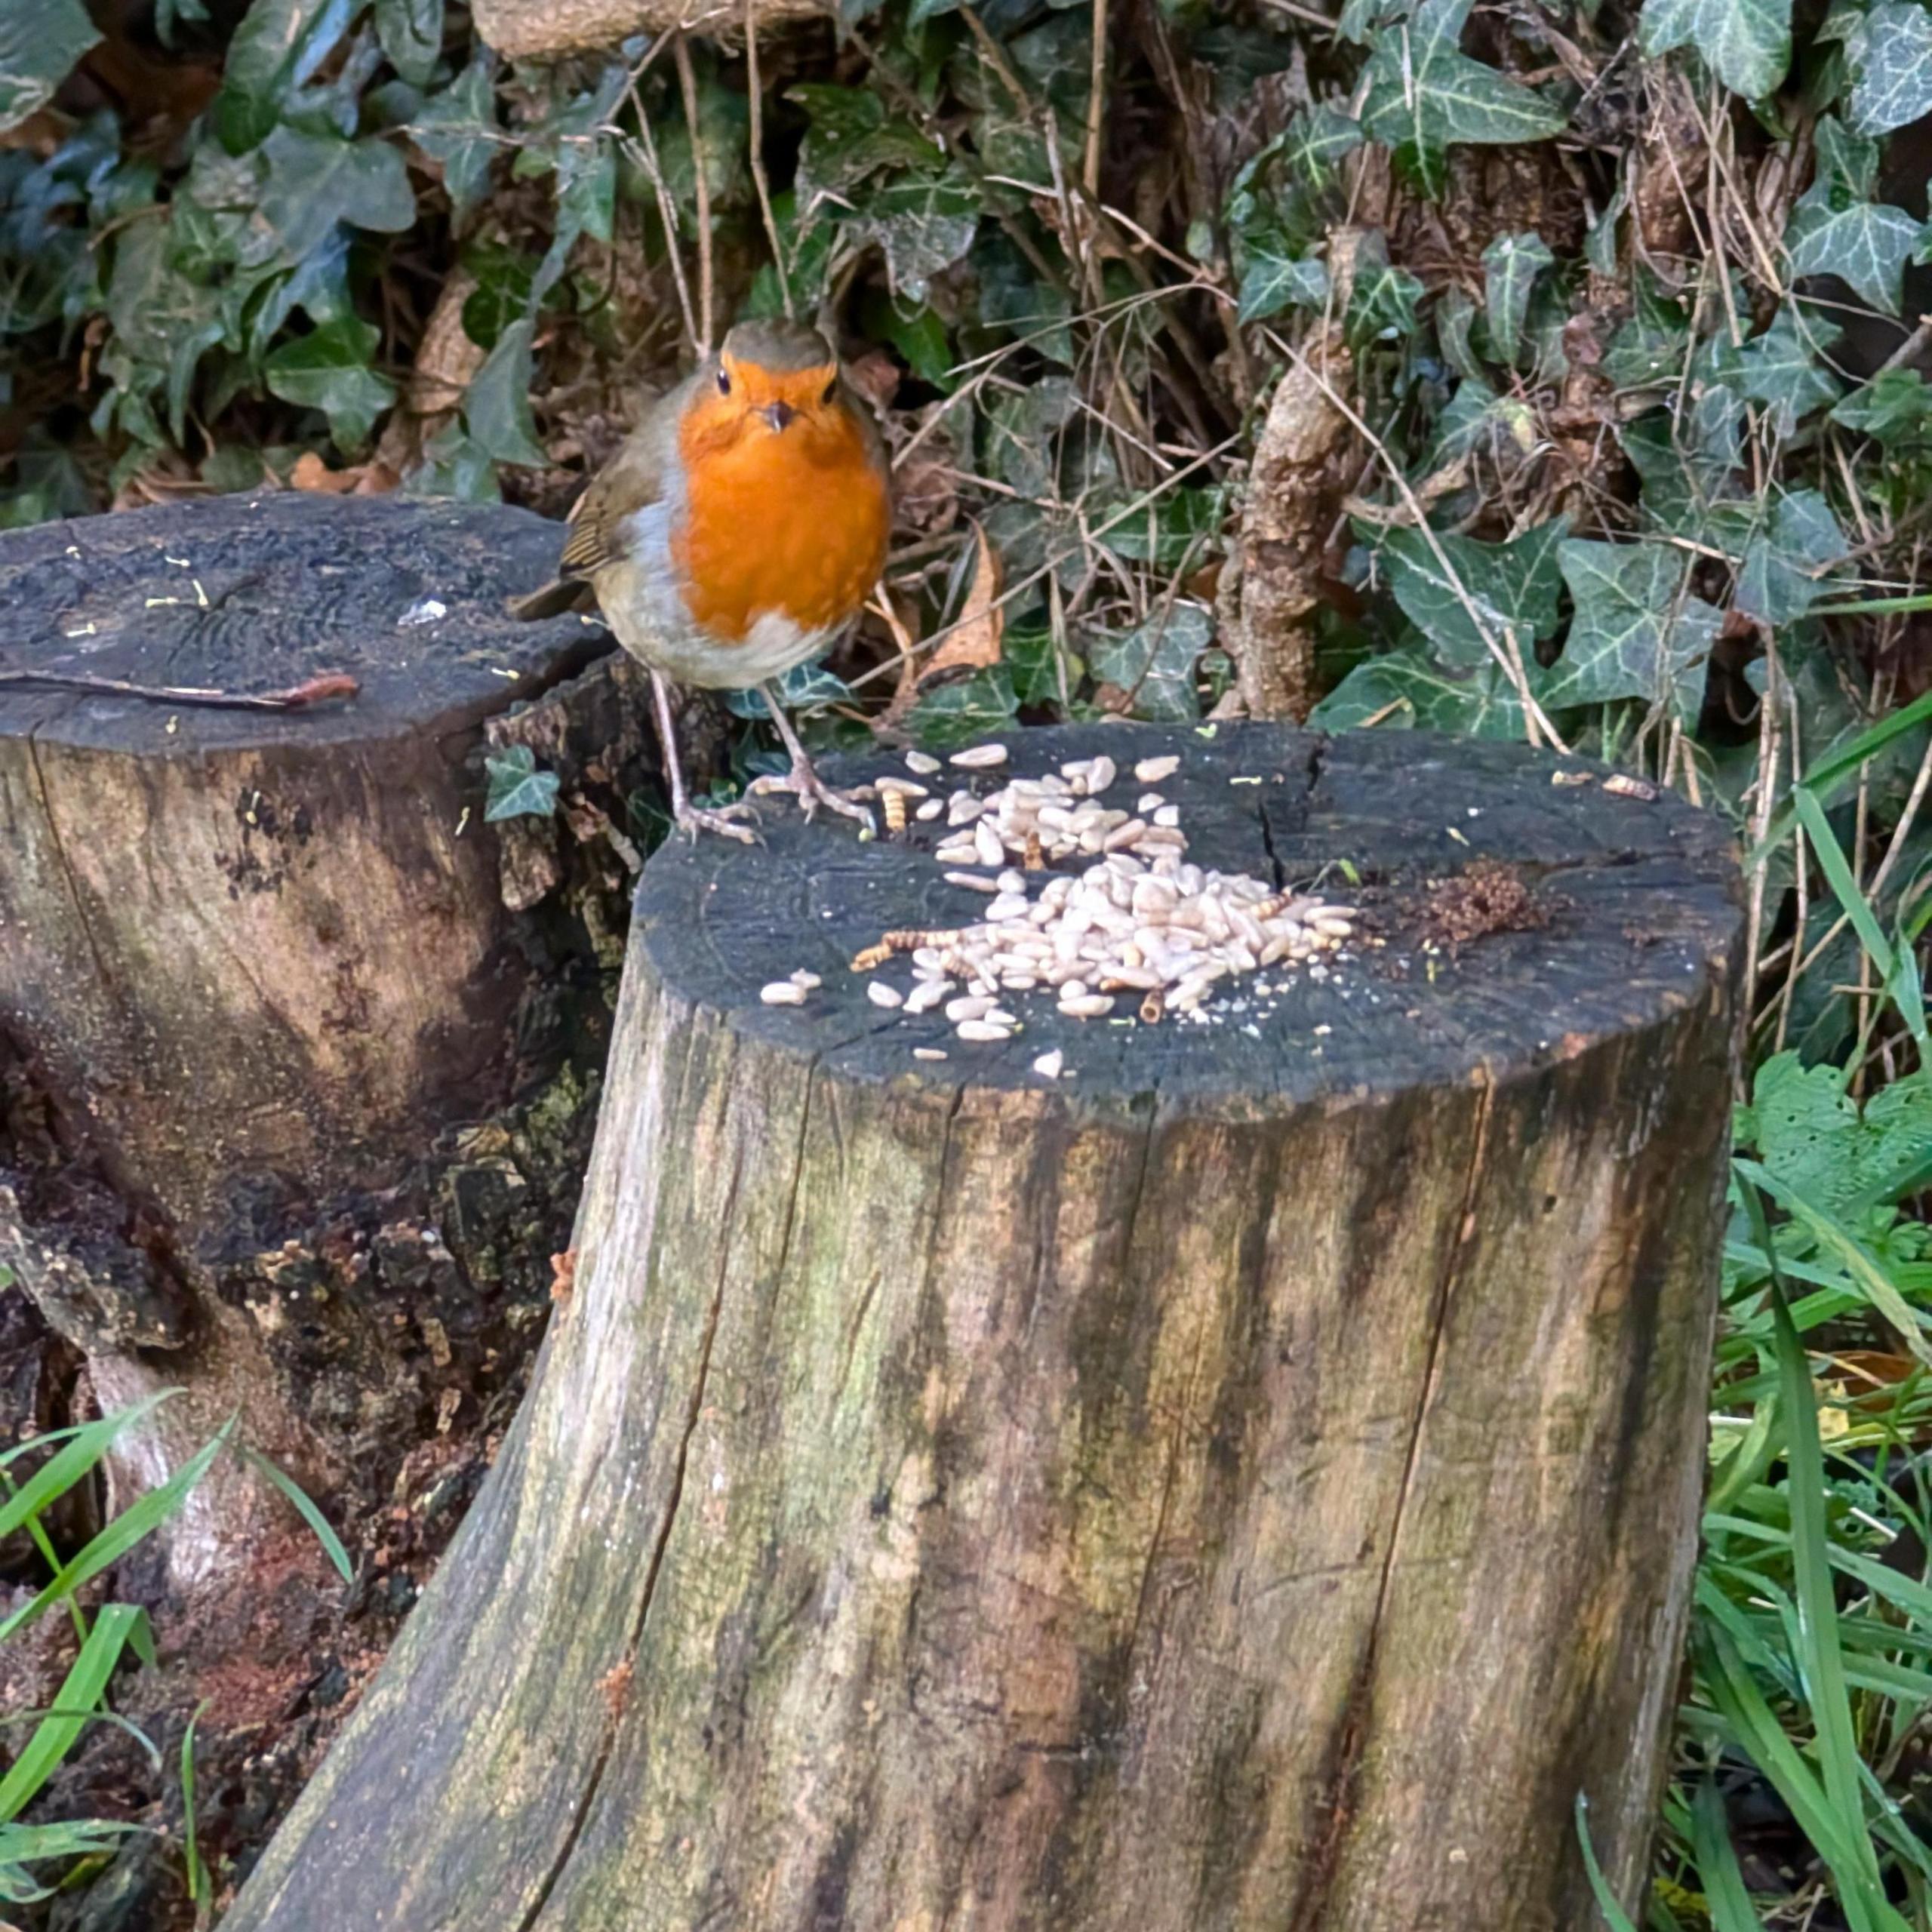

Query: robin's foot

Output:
[750, 759, 877, 834]
[672, 799, 759, 845]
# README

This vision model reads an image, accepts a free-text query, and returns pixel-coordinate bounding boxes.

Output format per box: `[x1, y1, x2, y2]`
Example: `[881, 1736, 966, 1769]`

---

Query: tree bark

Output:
[0, 493, 613, 1583]
[224, 721, 1742, 1932]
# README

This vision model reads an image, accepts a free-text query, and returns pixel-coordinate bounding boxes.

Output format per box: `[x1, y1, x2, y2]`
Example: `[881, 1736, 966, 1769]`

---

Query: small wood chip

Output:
[1603, 773, 1659, 801]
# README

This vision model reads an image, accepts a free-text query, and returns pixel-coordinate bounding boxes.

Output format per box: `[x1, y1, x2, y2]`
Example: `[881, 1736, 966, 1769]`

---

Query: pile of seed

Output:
[834, 745, 1358, 1057]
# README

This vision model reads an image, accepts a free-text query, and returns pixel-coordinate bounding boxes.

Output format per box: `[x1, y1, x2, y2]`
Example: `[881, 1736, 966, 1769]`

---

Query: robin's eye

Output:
[716, 368, 731, 397]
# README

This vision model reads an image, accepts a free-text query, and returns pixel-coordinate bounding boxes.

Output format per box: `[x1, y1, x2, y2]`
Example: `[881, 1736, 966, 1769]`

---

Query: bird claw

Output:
[673, 800, 760, 846]
[749, 761, 877, 835]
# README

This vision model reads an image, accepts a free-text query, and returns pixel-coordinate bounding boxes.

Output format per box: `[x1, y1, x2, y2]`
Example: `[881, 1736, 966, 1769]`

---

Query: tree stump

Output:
[225, 722, 1742, 1932]
[0, 493, 611, 1580]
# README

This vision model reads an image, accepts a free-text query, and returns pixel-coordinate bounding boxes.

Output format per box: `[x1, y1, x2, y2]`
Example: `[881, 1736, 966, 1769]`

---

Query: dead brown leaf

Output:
[919, 522, 1004, 685]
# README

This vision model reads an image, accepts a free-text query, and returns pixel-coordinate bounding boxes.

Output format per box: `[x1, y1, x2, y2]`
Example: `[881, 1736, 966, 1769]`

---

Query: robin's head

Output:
[680, 320, 852, 455]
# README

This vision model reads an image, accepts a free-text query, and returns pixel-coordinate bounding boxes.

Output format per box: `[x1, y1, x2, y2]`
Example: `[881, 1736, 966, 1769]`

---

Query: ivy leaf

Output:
[1238, 240, 1329, 323]
[901, 666, 1019, 749]
[1832, 365, 1932, 441]
[462, 315, 548, 467]
[1481, 230, 1554, 366]
[1847, 2, 1932, 135]
[1281, 105, 1364, 186]
[851, 170, 980, 301]
[484, 745, 560, 822]
[1344, 231, 1424, 345]
[249, 125, 416, 268]
[375, 0, 441, 85]
[1707, 304, 1844, 433]
[1548, 540, 1722, 720]
[789, 85, 940, 206]
[214, 0, 360, 155]
[0, 0, 100, 137]
[1087, 603, 1212, 721]
[263, 316, 397, 448]
[1088, 486, 1222, 570]
[1309, 651, 1527, 737]
[1786, 117, 1925, 315]
[1376, 518, 1567, 670]
[1640, 0, 1790, 97]
[1734, 489, 1850, 624]
[1603, 270, 1694, 390]
[1361, 0, 1565, 186]
[411, 51, 497, 226]
[722, 660, 852, 718]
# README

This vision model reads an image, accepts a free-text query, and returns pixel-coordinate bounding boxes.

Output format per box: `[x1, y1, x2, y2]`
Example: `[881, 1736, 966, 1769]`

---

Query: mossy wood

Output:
[0, 494, 607, 1578]
[226, 723, 1741, 1932]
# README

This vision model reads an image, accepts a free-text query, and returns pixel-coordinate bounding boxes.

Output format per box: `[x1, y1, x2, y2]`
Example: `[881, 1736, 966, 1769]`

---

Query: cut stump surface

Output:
[225, 722, 1743, 1932]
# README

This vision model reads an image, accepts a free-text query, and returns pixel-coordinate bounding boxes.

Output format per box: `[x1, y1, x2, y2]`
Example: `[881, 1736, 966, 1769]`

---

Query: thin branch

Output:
[1083, 0, 1108, 198]
[744, 0, 792, 321]
[0, 669, 360, 711]
[674, 32, 715, 353]
[623, 78, 700, 351]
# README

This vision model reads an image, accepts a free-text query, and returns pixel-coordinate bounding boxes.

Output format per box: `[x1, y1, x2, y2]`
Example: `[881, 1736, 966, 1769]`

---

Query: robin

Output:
[513, 318, 892, 841]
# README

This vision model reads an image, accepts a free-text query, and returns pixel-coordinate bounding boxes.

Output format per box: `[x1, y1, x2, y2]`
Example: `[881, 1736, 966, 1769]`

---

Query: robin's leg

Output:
[748, 685, 877, 834]
[649, 670, 757, 844]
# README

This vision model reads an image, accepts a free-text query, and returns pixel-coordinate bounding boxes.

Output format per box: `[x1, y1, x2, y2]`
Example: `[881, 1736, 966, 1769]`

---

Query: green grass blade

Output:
[237, 1447, 351, 1583]
[0, 1422, 232, 1647]
[1575, 1792, 1643, 1932]
[180, 1700, 208, 1904]
[1751, 687, 1932, 856]
[0, 1605, 149, 1824]
[1688, 1780, 1758, 1932]
[0, 1392, 181, 1546]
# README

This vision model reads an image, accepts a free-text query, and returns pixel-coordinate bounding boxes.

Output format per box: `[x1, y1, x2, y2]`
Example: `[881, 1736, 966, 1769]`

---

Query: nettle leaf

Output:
[462, 315, 548, 467]
[1087, 603, 1211, 722]
[1548, 539, 1722, 720]
[483, 745, 560, 822]
[1833, 365, 1932, 441]
[1847, 2, 1932, 134]
[263, 315, 396, 448]
[375, 0, 441, 85]
[0, 0, 100, 137]
[1238, 239, 1329, 324]
[851, 170, 980, 301]
[1361, 0, 1565, 184]
[1481, 230, 1553, 366]
[1640, 0, 1790, 97]
[1786, 116, 1925, 315]
[1734, 488, 1850, 623]
[1738, 1052, 1932, 1216]
[411, 52, 497, 226]
[1309, 651, 1526, 737]
[250, 125, 415, 267]
[214, 0, 360, 154]
[1707, 303, 1844, 432]
[1376, 517, 1567, 670]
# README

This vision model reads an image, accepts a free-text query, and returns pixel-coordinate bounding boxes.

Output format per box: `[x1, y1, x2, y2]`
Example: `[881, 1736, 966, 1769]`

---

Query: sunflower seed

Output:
[1032, 1049, 1065, 1079]
[916, 798, 944, 821]
[1134, 755, 1180, 783]
[905, 750, 941, 774]
[868, 982, 905, 1008]
[1057, 992, 1115, 1019]
[974, 819, 1004, 867]
[761, 981, 808, 1005]
[913, 1047, 948, 1060]
[789, 970, 822, 989]
[956, 1019, 1014, 1042]
[945, 871, 999, 893]
[950, 743, 1009, 769]
[946, 995, 994, 1021]
[1087, 754, 1117, 795]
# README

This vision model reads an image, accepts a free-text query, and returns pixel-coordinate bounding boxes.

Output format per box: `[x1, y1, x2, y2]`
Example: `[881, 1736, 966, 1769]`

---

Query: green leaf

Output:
[238, 1447, 352, 1581]
[722, 660, 852, 718]
[1361, 0, 1565, 184]
[1786, 117, 1925, 316]
[483, 744, 560, 822]
[1832, 365, 1932, 442]
[0, 1607, 150, 1824]
[1086, 485, 1221, 570]
[1602, 270, 1694, 390]
[181, 1705, 208, 1903]
[1309, 650, 1527, 737]
[1547, 539, 1721, 719]
[851, 169, 980, 302]
[1377, 518, 1567, 669]
[789, 85, 940, 205]
[0, 0, 100, 138]
[1709, 304, 1844, 434]
[376, 0, 441, 85]
[1734, 488, 1849, 624]
[214, 0, 360, 154]
[1238, 240, 1329, 324]
[251, 125, 417, 268]
[1087, 604, 1211, 722]
[411, 52, 497, 226]
[0, 1394, 180, 1548]
[1847, 2, 1932, 134]
[1481, 230, 1553, 366]
[901, 666, 1018, 749]
[263, 317, 397, 449]
[463, 315, 549, 468]
[1640, 0, 1791, 97]
[1343, 232, 1424, 345]
[1737, 1053, 1932, 1216]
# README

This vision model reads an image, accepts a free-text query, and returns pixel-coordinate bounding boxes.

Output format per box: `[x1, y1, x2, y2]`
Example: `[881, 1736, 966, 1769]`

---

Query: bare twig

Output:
[1084, 0, 1108, 198]
[744, 0, 792, 321]
[0, 669, 360, 711]
[674, 32, 715, 353]
[623, 75, 700, 350]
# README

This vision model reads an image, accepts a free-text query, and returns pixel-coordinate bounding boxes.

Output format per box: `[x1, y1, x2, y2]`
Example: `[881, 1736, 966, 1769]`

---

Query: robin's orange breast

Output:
[672, 406, 891, 645]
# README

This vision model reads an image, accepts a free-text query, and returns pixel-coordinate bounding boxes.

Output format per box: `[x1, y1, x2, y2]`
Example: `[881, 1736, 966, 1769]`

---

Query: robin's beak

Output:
[758, 400, 797, 432]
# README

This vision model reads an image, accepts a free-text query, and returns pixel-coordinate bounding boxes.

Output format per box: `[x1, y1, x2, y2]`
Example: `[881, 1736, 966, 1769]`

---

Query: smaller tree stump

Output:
[226, 723, 1742, 1932]
[0, 493, 610, 1580]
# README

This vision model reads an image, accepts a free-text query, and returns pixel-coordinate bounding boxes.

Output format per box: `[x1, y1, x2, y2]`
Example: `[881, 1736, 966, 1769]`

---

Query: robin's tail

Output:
[506, 577, 596, 622]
